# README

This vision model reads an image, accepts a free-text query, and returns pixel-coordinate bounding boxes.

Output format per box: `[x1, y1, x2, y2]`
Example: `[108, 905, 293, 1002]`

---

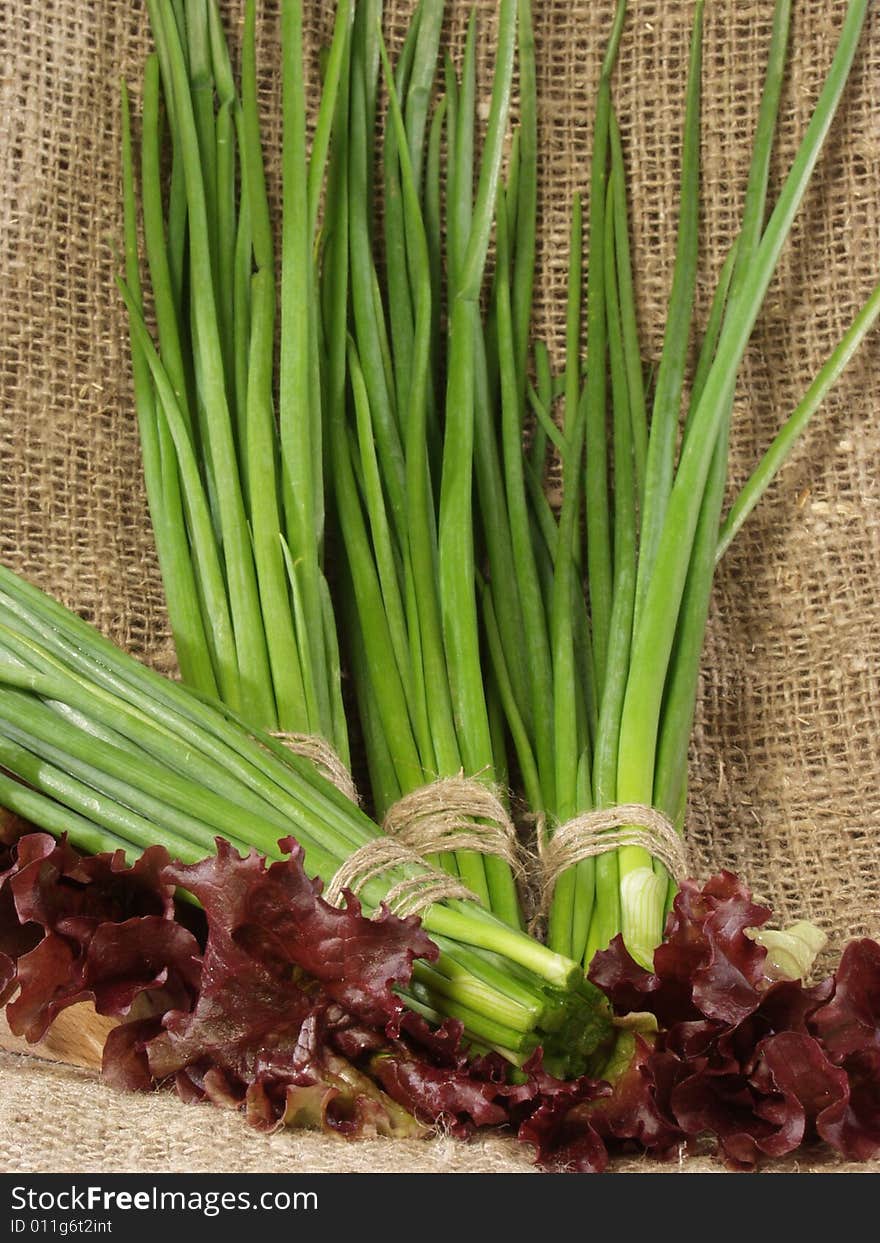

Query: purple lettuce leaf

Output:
[589, 871, 772, 1028]
[507, 1051, 612, 1172]
[810, 939, 880, 1059]
[163, 837, 437, 1029]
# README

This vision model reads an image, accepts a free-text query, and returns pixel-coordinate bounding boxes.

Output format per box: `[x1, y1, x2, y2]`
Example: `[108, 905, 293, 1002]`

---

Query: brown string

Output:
[270, 731, 359, 805]
[538, 803, 690, 914]
[323, 836, 478, 918]
[382, 774, 524, 877]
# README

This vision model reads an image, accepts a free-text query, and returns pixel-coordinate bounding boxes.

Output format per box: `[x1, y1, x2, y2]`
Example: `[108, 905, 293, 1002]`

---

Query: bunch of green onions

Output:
[0, 564, 610, 1075]
[475, 0, 880, 968]
[1, 0, 875, 1085]
[119, 0, 348, 759]
[321, 0, 527, 929]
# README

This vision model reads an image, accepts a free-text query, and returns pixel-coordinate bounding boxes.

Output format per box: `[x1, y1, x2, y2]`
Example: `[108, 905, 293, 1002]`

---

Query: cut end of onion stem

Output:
[619, 867, 667, 969]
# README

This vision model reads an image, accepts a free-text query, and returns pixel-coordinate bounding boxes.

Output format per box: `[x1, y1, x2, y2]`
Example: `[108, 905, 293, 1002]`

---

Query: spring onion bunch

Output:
[321, 0, 534, 928]
[120, 0, 349, 760]
[0, 563, 612, 1076]
[479, 0, 880, 969]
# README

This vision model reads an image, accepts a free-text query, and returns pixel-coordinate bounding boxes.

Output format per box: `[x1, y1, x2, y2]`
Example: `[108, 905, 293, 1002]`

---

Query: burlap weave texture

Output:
[0, 0, 878, 1173]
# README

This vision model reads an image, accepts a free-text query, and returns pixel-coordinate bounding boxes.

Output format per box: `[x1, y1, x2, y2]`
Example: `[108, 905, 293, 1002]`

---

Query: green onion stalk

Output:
[479, 0, 880, 968]
[120, 0, 349, 762]
[0, 563, 613, 1077]
[321, 0, 525, 927]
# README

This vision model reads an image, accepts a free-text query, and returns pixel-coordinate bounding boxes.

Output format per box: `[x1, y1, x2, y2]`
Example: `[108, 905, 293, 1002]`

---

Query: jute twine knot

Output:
[537, 803, 690, 915]
[270, 731, 359, 805]
[382, 774, 525, 879]
[323, 836, 478, 918]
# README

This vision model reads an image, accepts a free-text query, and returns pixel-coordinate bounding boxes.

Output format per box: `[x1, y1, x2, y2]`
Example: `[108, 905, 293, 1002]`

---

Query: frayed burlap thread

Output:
[270, 730, 359, 804]
[382, 775, 524, 878]
[538, 804, 690, 915]
[323, 836, 478, 919]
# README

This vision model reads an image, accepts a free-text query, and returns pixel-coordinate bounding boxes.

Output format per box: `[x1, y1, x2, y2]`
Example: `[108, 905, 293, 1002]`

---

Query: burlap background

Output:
[0, 0, 878, 1173]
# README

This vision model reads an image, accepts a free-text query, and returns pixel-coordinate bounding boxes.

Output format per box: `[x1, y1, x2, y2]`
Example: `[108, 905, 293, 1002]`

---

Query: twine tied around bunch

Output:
[382, 774, 525, 879]
[270, 731, 359, 805]
[537, 803, 690, 915]
[323, 836, 478, 919]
